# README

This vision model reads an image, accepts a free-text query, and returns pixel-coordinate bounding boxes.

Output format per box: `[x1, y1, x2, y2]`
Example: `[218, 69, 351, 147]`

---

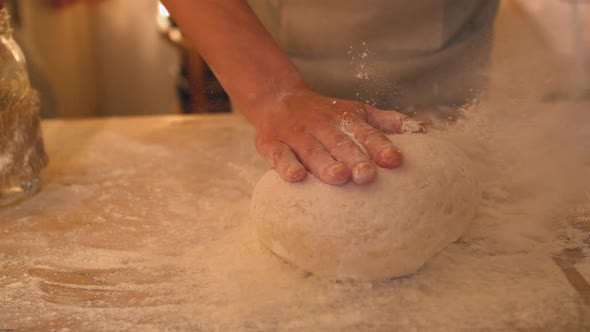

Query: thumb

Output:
[366, 106, 427, 134]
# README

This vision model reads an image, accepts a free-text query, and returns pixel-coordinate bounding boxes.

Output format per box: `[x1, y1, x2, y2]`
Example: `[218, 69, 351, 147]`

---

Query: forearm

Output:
[162, 0, 307, 121]
[162, 0, 421, 187]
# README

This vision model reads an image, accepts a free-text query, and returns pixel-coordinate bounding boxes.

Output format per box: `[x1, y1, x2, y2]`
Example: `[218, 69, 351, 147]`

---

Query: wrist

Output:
[235, 69, 310, 124]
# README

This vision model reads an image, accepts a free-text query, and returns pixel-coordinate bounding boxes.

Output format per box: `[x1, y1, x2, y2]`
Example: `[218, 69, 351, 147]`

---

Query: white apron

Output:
[248, 0, 499, 110]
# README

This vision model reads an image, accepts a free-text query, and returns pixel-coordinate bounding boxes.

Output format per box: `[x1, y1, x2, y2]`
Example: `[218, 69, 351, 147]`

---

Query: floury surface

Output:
[2, 2, 590, 329]
[1, 97, 589, 330]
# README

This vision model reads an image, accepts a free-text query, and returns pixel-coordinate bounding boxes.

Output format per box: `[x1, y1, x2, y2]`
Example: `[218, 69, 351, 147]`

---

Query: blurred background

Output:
[3, 0, 590, 119]
[4, 0, 229, 118]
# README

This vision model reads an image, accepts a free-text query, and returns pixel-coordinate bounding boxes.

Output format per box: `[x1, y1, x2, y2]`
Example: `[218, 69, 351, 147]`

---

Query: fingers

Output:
[366, 106, 426, 134]
[311, 126, 376, 184]
[287, 135, 352, 185]
[256, 139, 307, 182]
[343, 121, 404, 169]
[253, 99, 426, 185]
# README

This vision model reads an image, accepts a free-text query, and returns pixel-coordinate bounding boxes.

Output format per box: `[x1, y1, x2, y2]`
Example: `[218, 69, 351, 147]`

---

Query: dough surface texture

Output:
[251, 133, 481, 281]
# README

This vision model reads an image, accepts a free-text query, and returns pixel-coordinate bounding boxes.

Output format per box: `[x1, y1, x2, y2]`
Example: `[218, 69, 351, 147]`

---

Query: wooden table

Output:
[0, 113, 589, 331]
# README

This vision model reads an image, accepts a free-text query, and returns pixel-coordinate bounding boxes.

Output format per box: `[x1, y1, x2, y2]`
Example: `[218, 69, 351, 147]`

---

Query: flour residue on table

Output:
[0, 100, 590, 330]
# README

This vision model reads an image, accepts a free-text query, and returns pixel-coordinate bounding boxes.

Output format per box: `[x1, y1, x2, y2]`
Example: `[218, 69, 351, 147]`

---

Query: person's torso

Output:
[250, 0, 493, 55]
[248, 0, 499, 109]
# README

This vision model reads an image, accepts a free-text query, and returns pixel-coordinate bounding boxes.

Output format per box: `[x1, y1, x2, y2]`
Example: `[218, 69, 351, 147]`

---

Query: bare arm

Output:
[161, 0, 304, 116]
[162, 0, 424, 185]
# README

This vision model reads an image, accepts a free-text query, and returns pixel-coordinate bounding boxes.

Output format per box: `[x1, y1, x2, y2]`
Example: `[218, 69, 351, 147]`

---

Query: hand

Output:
[160, 1, 426, 184]
[251, 88, 426, 185]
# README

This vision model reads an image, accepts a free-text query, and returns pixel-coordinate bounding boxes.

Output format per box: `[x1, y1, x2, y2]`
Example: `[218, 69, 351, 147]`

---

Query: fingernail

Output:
[382, 147, 400, 159]
[328, 163, 348, 177]
[401, 120, 425, 133]
[352, 162, 376, 184]
[381, 148, 403, 167]
[287, 164, 306, 180]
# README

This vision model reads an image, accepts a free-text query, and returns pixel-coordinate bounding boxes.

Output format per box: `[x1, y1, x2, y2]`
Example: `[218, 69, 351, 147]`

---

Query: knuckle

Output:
[254, 132, 274, 150]
[352, 125, 370, 139]
[299, 141, 324, 158]
[352, 104, 369, 117]
[369, 129, 387, 141]
[400, 119, 427, 133]
[336, 138, 360, 152]
[289, 124, 307, 134]
[254, 138, 266, 151]
[270, 145, 290, 165]
[362, 129, 385, 145]
[326, 128, 347, 143]
[316, 111, 335, 122]
[256, 143, 275, 161]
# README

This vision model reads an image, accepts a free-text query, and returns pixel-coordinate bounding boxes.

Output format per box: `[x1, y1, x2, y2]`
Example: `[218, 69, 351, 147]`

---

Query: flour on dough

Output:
[251, 133, 481, 281]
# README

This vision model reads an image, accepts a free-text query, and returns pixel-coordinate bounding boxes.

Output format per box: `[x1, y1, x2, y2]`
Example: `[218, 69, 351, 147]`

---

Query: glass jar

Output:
[0, 7, 48, 207]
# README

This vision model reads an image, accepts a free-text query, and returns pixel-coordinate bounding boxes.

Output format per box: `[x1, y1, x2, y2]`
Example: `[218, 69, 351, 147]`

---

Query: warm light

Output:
[158, 2, 170, 18]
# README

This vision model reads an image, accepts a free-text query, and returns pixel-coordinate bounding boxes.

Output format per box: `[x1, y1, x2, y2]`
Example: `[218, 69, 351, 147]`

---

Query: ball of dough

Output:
[251, 133, 481, 281]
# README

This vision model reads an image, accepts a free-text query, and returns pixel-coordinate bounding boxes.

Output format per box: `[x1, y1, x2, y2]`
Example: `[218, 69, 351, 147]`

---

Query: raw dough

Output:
[251, 133, 481, 281]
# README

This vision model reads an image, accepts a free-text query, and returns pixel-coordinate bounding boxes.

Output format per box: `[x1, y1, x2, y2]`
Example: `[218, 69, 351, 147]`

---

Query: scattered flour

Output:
[0, 96, 589, 330]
